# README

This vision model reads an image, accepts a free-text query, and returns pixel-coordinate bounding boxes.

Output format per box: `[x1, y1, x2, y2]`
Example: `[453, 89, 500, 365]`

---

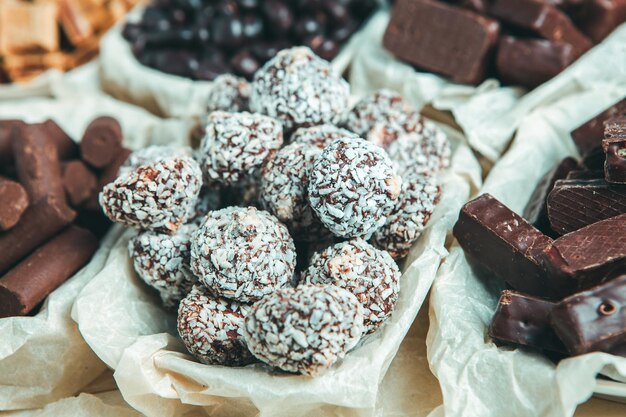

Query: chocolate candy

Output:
[0, 226, 97, 318]
[0, 120, 23, 166]
[550, 274, 626, 354]
[574, 0, 626, 43]
[547, 179, 626, 234]
[62, 160, 97, 207]
[604, 115, 626, 139]
[523, 157, 577, 236]
[84, 147, 132, 211]
[0, 195, 76, 274]
[383, 0, 500, 84]
[453, 194, 557, 297]
[489, 290, 566, 353]
[80, 116, 123, 169]
[496, 36, 578, 89]
[42, 119, 78, 160]
[0, 176, 29, 231]
[570, 97, 626, 157]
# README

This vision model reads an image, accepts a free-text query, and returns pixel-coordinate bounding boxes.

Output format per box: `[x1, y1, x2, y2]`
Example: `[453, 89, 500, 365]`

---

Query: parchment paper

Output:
[0, 89, 194, 411]
[426, 84, 626, 417]
[72, 122, 481, 417]
[349, 11, 626, 162]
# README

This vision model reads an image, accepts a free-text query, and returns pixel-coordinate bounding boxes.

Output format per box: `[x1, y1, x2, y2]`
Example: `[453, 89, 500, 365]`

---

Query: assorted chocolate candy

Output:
[122, 0, 378, 80]
[384, 0, 626, 88]
[102, 47, 450, 375]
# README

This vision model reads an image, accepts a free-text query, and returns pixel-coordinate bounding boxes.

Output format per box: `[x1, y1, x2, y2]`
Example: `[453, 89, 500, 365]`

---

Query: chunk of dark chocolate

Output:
[80, 117, 123, 169]
[489, 290, 566, 352]
[575, 0, 626, 43]
[547, 179, 626, 234]
[550, 274, 626, 354]
[603, 117, 626, 183]
[570, 97, 626, 157]
[523, 157, 577, 236]
[383, 0, 500, 85]
[453, 194, 557, 297]
[0, 176, 29, 231]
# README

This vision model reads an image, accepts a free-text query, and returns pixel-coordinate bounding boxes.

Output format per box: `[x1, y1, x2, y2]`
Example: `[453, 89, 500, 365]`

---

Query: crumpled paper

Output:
[426, 84, 626, 417]
[0, 88, 194, 411]
[72, 123, 482, 417]
[349, 11, 626, 162]
[98, 6, 377, 119]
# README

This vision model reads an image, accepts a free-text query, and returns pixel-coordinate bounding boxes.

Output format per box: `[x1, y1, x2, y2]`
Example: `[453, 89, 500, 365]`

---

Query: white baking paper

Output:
[350, 11, 626, 162]
[72, 122, 481, 417]
[426, 84, 626, 417]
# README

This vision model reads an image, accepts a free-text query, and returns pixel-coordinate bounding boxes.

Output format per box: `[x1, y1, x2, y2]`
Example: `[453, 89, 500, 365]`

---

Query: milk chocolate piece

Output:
[80, 117, 123, 168]
[0, 196, 76, 274]
[523, 157, 577, 236]
[550, 275, 626, 354]
[383, 0, 500, 84]
[489, 290, 566, 352]
[62, 160, 97, 207]
[575, 0, 626, 43]
[570, 97, 626, 157]
[496, 37, 578, 89]
[541, 214, 626, 295]
[547, 179, 626, 234]
[454, 194, 557, 297]
[490, 0, 593, 53]
[0, 226, 98, 318]
[566, 169, 604, 180]
[0, 176, 29, 231]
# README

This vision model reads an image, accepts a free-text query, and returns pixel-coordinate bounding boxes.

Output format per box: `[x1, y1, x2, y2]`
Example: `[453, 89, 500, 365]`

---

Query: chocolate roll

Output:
[0, 176, 29, 231]
[0, 119, 24, 167]
[0, 225, 98, 318]
[570, 97, 626, 157]
[550, 274, 626, 355]
[0, 195, 76, 274]
[40, 119, 78, 160]
[62, 160, 97, 207]
[80, 116, 123, 169]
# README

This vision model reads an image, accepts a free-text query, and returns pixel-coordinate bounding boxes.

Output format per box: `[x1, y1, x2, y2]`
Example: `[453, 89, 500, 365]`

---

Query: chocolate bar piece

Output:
[0, 226, 98, 318]
[0, 176, 29, 231]
[383, 0, 500, 84]
[551, 274, 626, 354]
[62, 160, 97, 207]
[575, 0, 626, 43]
[523, 157, 577, 236]
[541, 214, 626, 295]
[489, 290, 566, 352]
[566, 169, 604, 180]
[547, 179, 626, 234]
[0, 196, 76, 274]
[453, 194, 557, 297]
[570, 97, 626, 157]
[490, 0, 593, 53]
[496, 37, 578, 89]
[80, 117, 123, 168]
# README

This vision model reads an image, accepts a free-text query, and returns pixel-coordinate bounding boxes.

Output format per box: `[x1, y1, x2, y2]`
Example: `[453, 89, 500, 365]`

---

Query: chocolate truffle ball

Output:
[119, 145, 194, 177]
[302, 239, 401, 334]
[260, 142, 330, 241]
[190, 206, 296, 302]
[243, 284, 364, 375]
[372, 172, 441, 259]
[178, 285, 255, 366]
[387, 120, 451, 176]
[250, 47, 350, 131]
[100, 156, 202, 234]
[308, 137, 402, 238]
[128, 224, 198, 309]
[206, 74, 251, 113]
[290, 124, 359, 149]
[199, 111, 283, 186]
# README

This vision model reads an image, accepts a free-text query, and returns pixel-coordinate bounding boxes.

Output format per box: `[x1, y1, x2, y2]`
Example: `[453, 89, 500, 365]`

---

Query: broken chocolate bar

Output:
[551, 274, 626, 355]
[489, 290, 566, 352]
[547, 179, 626, 234]
[0, 176, 29, 231]
[383, 0, 500, 84]
[453, 194, 557, 297]
[570, 98, 626, 157]
[80, 116, 123, 168]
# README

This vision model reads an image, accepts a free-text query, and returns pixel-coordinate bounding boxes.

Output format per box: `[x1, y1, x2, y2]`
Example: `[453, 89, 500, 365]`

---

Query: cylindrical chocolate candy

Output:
[80, 117, 123, 168]
[40, 119, 79, 160]
[84, 147, 132, 211]
[0, 195, 76, 274]
[62, 160, 98, 207]
[0, 176, 29, 231]
[0, 226, 98, 318]
[0, 120, 25, 167]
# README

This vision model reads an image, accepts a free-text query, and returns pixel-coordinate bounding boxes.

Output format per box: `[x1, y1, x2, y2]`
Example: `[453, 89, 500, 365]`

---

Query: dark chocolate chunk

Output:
[604, 115, 626, 139]
[523, 157, 577, 236]
[0, 176, 29, 231]
[453, 194, 557, 297]
[574, 0, 626, 43]
[496, 36, 578, 89]
[489, 290, 566, 352]
[547, 179, 626, 234]
[0, 226, 98, 318]
[383, 0, 500, 85]
[550, 274, 626, 355]
[570, 97, 626, 157]
[62, 160, 98, 207]
[80, 117, 124, 169]
[603, 117, 626, 183]
[579, 147, 606, 170]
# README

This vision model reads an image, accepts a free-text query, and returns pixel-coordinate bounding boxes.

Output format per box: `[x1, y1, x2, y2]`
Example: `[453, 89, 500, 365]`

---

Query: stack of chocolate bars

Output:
[0, 118, 130, 318]
[384, 0, 626, 88]
[0, 0, 139, 83]
[454, 97, 626, 359]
